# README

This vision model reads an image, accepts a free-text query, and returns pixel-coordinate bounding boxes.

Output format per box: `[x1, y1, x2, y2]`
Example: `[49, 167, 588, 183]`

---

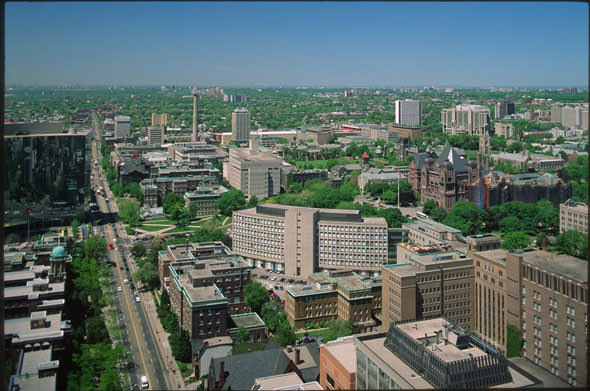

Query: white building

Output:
[560, 199, 588, 234]
[114, 115, 131, 138]
[440, 104, 490, 136]
[147, 126, 164, 146]
[395, 99, 421, 127]
[231, 108, 250, 143]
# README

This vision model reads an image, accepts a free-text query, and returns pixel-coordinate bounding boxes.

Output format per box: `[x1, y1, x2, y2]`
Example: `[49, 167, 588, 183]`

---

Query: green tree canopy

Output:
[84, 236, 107, 261]
[502, 231, 531, 250]
[244, 281, 270, 314]
[275, 320, 297, 346]
[123, 182, 143, 203]
[443, 201, 487, 236]
[217, 188, 246, 216]
[555, 230, 589, 259]
[117, 198, 140, 226]
[422, 199, 437, 216]
[236, 327, 251, 343]
[163, 193, 185, 215]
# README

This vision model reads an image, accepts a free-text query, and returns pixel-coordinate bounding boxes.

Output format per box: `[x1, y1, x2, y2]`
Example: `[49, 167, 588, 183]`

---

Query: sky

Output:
[5, 2, 589, 87]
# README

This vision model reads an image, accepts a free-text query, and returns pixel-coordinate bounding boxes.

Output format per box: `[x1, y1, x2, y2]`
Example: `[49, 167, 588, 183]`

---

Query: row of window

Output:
[319, 225, 387, 234]
[234, 215, 284, 227]
[522, 264, 587, 303]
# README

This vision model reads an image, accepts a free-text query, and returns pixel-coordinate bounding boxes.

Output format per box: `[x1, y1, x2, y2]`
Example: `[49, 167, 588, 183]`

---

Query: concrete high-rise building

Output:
[192, 91, 199, 142]
[147, 126, 164, 146]
[114, 115, 131, 137]
[151, 113, 168, 127]
[494, 101, 515, 120]
[232, 204, 388, 276]
[231, 108, 250, 143]
[505, 249, 587, 387]
[395, 99, 421, 127]
[551, 103, 563, 123]
[226, 141, 282, 200]
[559, 199, 588, 233]
[440, 104, 490, 135]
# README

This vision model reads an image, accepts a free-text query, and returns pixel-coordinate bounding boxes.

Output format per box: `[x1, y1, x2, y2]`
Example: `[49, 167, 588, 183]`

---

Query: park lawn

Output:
[294, 158, 359, 170]
[144, 218, 176, 225]
[295, 328, 331, 339]
[231, 339, 268, 356]
[137, 225, 170, 232]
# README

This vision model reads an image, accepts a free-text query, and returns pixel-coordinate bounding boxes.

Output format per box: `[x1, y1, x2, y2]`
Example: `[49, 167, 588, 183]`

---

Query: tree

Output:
[422, 199, 437, 216]
[169, 328, 192, 362]
[71, 219, 80, 239]
[131, 242, 147, 258]
[555, 230, 588, 259]
[163, 193, 185, 215]
[236, 327, 251, 343]
[134, 262, 160, 290]
[170, 202, 186, 224]
[247, 195, 259, 208]
[99, 368, 121, 391]
[507, 141, 523, 153]
[430, 206, 448, 222]
[117, 198, 140, 226]
[506, 324, 524, 358]
[443, 201, 487, 236]
[123, 182, 143, 203]
[499, 216, 522, 233]
[84, 236, 107, 261]
[502, 231, 530, 250]
[86, 317, 110, 344]
[217, 188, 246, 216]
[244, 282, 270, 314]
[535, 200, 559, 234]
[188, 202, 199, 217]
[275, 320, 297, 346]
[261, 300, 286, 333]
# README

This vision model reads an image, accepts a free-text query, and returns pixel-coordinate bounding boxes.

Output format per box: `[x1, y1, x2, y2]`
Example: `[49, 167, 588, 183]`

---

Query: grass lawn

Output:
[294, 158, 359, 170]
[176, 360, 193, 378]
[231, 339, 268, 355]
[295, 328, 331, 340]
[144, 218, 176, 225]
[137, 225, 170, 232]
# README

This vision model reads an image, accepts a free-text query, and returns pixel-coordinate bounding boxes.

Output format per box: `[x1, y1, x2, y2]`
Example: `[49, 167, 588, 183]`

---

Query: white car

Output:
[140, 376, 149, 389]
[135, 296, 141, 303]
[117, 286, 122, 292]
[123, 279, 129, 284]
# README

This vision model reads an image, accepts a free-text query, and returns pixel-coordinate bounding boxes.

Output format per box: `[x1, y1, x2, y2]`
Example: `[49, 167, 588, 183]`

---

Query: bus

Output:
[416, 211, 428, 219]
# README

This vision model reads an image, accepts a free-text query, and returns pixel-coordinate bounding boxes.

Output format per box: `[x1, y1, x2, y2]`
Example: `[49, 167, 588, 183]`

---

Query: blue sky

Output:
[5, 2, 588, 86]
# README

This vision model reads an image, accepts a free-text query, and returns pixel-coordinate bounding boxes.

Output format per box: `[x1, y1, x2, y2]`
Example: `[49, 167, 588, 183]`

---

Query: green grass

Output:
[506, 324, 524, 358]
[295, 328, 332, 339]
[294, 158, 359, 170]
[176, 360, 193, 378]
[144, 218, 176, 224]
[124, 226, 136, 235]
[137, 225, 171, 232]
[231, 339, 268, 355]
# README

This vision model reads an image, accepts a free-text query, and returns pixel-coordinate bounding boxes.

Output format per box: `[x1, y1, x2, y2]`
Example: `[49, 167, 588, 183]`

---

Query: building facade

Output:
[114, 115, 131, 138]
[226, 141, 282, 200]
[441, 104, 490, 135]
[232, 204, 388, 276]
[151, 113, 168, 127]
[494, 101, 515, 120]
[147, 126, 164, 146]
[319, 337, 356, 391]
[285, 270, 381, 331]
[184, 185, 229, 216]
[231, 108, 250, 143]
[559, 199, 588, 233]
[395, 100, 421, 127]
[494, 122, 516, 138]
[505, 249, 587, 387]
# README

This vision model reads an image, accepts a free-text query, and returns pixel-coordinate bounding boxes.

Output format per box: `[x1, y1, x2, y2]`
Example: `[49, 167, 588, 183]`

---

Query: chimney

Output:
[542, 236, 547, 251]
[219, 361, 225, 388]
[295, 348, 301, 365]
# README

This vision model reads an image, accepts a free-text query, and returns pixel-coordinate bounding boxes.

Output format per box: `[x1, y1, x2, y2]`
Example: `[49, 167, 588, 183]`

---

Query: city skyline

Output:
[5, 2, 589, 87]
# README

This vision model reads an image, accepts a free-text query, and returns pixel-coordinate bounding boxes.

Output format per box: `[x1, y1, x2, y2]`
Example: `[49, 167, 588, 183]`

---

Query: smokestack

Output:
[295, 348, 301, 365]
[219, 361, 225, 387]
[192, 91, 199, 142]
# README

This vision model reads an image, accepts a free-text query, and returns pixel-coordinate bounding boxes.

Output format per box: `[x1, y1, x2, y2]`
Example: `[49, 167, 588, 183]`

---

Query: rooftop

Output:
[229, 312, 265, 329]
[471, 248, 508, 265]
[517, 249, 587, 283]
[323, 339, 356, 373]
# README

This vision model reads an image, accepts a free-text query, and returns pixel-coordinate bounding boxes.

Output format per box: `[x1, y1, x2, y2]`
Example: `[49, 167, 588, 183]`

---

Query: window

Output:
[326, 374, 335, 388]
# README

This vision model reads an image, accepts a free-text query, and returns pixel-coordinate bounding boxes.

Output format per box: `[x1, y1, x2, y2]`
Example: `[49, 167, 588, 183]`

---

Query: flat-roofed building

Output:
[403, 218, 462, 246]
[114, 115, 131, 138]
[231, 108, 250, 143]
[381, 245, 474, 331]
[495, 122, 516, 138]
[227, 141, 282, 200]
[465, 233, 501, 252]
[147, 126, 164, 146]
[319, 337, 356, 390]
[151, 113, 167, 126]
[441, 104, 490, 136]
[355, 317, 535, 389]
[559, 199, 588, 233]
[395, 99, 421, 127]
[184, 185, 229, 216]
[252, 373, 322, 390]
[495, 101, 515, 120]
[232, 204, 388, 276]
[505, 249, 587, 387]
[285, 270, 381, 331]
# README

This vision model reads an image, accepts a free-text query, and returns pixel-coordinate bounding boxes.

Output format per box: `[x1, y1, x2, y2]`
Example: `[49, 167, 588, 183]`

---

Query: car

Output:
[135, 296, 141, 303]
[117, 286, 122, 292]
[140, 376, 149, 389]
[123, 279, 129, 284]
[271, 276, 277, 281]
[120, 248, 124, 252]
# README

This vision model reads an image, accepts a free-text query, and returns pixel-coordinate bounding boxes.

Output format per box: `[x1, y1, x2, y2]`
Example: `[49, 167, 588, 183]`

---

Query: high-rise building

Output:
[559, 199, 588, 233]
[151, 113, 168, 127]
[494, 122, 515, 139]
[505, 249, 587, 387]
[226, 141, 282, 200]
[440, 104, 490, 135]
[147, 126, 164, 146]
[395, 99, 421, 127]
[381, 244, 474, 332]
[232, 204, 388, 276]
[231, 108, 251, 143]
[114, 115, 131, 137]
[494, 101, 515, 120]
[551, 103, 563, 123]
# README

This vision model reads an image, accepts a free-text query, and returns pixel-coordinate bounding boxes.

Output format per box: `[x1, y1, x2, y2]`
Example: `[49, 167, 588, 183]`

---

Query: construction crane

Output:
[182, 88, 199, 142]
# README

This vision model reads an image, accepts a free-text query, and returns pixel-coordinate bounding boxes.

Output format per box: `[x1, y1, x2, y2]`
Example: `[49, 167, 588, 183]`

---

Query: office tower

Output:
[232, 204, 388, 276]
[192, 91, 199, 142]
[551, 103, 563, 123]
[395, 99, 421, 127]
[494, 101, 515, 120]
[226, 140, 282, 200]
[147, 126, 164, 146]
[114, 115, 131, 137]
[505, 249, 587, 387]
[440, 104, 490, 135]
[231, 108, 250, 143]
[559, 199, 588, 233]
[151, 113, 168, 127]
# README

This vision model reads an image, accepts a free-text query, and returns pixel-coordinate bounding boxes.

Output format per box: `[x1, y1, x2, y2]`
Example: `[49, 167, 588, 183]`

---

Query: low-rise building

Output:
[184, 185, 229, 216]
[559, 199, 588, 233]
[358, 167, 407, 190]
[252, 373, 322, 390]
[319, 337, 356, 390]
[285, 270, 381, 331]
[403, 218, 462, 246]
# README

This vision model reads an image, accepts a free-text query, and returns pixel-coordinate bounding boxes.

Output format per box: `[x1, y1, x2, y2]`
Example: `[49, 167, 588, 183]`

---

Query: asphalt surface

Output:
[91, 113, 170, 391]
